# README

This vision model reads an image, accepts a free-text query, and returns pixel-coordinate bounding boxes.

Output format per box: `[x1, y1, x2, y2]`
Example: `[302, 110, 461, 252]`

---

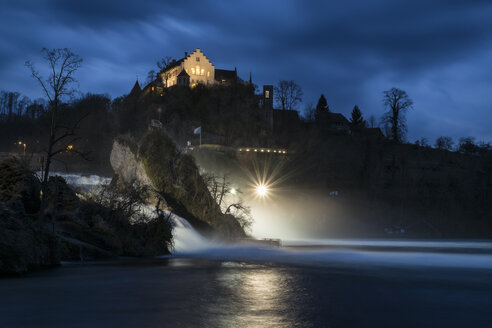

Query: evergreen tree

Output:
[316, 94, 328, 111]
[315, 94, 329, 122]
[349, 105, 366, 131]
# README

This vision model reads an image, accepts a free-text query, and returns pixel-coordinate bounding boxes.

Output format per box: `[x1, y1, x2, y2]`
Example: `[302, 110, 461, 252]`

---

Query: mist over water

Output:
[58, 172, 492, 272]
[38, 171, 112, 191]
[3, 173, 491, 328]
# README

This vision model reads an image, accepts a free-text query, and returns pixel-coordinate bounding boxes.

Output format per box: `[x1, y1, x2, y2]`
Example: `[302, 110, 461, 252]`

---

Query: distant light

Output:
[231, 188, 236, 195]
[256, 184, 268, 197]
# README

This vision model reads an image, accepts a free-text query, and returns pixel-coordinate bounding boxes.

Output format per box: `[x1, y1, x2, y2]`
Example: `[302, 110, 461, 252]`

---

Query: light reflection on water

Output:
[210, 264, 309, 328]
[1, 258, 491, 327]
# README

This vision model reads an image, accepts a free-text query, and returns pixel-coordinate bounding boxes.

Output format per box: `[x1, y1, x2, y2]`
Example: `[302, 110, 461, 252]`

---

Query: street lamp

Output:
[16, 141, 26, 155]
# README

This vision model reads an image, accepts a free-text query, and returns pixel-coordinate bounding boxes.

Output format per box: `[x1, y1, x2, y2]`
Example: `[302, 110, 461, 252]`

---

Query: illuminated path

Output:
[187, 144, 288, 155]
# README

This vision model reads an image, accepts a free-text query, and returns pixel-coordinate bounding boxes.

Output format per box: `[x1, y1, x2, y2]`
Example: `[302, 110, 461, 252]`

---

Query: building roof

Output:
[163, 58, 186, 72]
[215, 69, 237, 82]
[177, 69, 190, 77]
[326, 112, 349, 124]
[129, 80, 142, 97]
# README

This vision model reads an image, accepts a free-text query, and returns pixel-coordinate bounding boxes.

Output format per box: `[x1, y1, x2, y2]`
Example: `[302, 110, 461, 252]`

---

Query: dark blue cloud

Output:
[1, 0, 491, 142]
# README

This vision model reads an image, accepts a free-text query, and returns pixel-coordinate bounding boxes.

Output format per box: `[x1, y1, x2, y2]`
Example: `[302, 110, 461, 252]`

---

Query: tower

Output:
[262, 85, 274, 129]
[263, 85, 273, 110]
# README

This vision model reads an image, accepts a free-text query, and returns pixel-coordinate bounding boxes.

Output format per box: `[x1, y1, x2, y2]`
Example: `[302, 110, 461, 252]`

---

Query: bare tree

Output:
[382, 87, 413, 143]
[225, 201, 253, 231]
[17, 95, 31, 116]
[157, 56, 174, 88]
[147, 69, 156, 85]
[204, 173, 232, 208]
[435, 136, 454, 151]
[25, 48, 83, 215]
[0, 91, 21, 121]
[368, 115, 376, 128]
[274, 80, 303, 111]
[204, 173, 253, 231]
[415, 137, 430, 148]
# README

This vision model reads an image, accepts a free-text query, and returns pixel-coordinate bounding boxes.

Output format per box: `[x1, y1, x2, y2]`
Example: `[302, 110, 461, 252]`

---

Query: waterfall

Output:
[58, 172, 492, 270]
[55, 172, 213, 254]
[171, 214, 214, 253]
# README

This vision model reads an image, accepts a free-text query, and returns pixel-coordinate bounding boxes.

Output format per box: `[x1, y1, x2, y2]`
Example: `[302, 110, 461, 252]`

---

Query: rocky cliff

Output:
[110, 129, 245, 239]
[0, 157, 173, 275]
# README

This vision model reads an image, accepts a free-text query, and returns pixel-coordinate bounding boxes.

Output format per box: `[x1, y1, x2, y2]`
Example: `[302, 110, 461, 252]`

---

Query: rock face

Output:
[110, 139, 152, 187]
[0, 203, 58, 275]
[0, 157, 41, 214]
[110, 130, 245, 239]
[0, 158, 57, 275]
[0, 156, 173, 275]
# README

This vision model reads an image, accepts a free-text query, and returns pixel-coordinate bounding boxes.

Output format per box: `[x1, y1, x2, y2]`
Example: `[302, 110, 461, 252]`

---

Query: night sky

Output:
[1, 0, 491, 142]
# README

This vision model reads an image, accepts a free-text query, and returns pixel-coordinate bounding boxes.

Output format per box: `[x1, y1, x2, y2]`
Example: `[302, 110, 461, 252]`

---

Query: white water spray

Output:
[60, 172, 492, 271]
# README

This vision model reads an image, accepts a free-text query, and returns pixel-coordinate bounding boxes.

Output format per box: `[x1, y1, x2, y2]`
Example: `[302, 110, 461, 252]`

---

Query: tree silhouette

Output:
[274, 80, 303, 111]
[382, 87, 413, 143]
[157, 56, 174, 88]
[349, 105, 366, 131]
[316, 94, 328, 111]
[435, 136, 454, 151]
[315, 94, 329, 122]
[25, 48, 83, 217]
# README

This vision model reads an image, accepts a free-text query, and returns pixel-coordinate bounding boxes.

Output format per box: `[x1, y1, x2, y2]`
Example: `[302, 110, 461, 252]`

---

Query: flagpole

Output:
[200, 130, 202, 148]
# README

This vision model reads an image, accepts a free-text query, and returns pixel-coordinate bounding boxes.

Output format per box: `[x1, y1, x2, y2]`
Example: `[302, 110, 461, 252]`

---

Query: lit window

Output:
[207, 71, 210, 77]
[265, 90, 270, 98]
[201, 69, 205, 75]
[196, 65, 200, 74]
[191, 67, 195, 74]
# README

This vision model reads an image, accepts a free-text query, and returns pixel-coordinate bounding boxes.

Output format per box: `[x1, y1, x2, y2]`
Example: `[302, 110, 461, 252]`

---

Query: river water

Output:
[2, 173, 491, 327]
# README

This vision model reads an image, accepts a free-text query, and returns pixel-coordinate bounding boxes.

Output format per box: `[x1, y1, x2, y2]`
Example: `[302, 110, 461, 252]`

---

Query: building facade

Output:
[159, 48, 238, 88]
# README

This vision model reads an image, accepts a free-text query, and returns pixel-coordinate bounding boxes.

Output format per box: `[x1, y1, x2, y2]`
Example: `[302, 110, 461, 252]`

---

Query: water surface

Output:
[1, 254, 491, 328]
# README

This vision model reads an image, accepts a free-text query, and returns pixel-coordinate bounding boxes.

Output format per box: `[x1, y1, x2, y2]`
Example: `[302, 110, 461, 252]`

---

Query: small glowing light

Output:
[67, 145, 73, 151]
[18, 141, 22, 145]
[254, 149, 257, 152]
[267, 150, 270, 153]
[231, 188, 236, 195]
[256, 184, 268, 197]
[261, 149, 264, 152]
[246, 148, 250, 152]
